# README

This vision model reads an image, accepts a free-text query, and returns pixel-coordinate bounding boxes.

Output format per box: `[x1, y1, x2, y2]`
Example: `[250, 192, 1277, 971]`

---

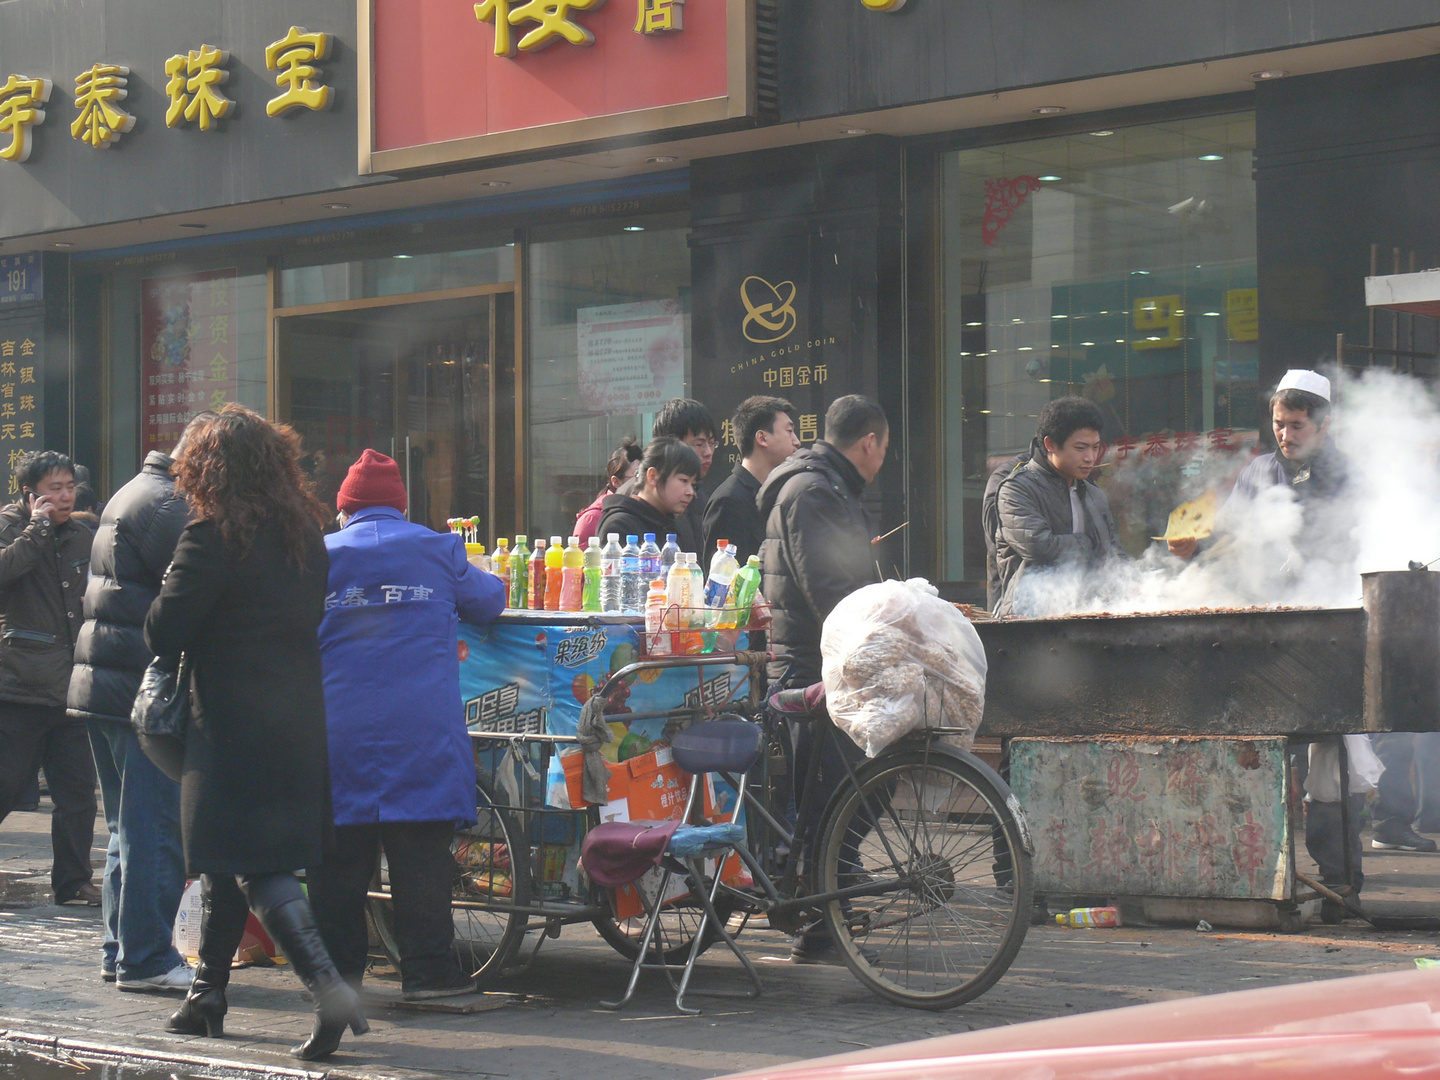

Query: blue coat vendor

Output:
[307, 448, 505, 1001]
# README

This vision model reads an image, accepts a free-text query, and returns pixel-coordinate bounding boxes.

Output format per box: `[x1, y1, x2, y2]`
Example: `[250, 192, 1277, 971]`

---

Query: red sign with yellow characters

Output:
[361, 0, 753, 173]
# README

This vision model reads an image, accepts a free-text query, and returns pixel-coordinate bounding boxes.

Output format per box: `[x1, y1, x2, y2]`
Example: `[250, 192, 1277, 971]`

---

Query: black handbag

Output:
[131, 655, 191, 783]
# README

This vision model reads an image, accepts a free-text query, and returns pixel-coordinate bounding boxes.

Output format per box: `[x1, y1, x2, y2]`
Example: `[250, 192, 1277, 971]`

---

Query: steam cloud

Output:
[1010, 369, 1440, 617]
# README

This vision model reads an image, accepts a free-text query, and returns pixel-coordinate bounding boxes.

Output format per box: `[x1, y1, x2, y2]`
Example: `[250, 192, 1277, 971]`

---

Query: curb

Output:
[0, 1028, 404, 1080]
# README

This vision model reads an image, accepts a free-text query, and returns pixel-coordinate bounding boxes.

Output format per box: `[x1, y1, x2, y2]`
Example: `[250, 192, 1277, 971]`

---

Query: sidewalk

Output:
[4, 803, 1440, 1080]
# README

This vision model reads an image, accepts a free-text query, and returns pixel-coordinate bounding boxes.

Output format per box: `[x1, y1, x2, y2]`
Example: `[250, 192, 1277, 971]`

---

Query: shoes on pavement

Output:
[58, 883, 101, 906]
[1371, 823, 1439, 852]
[101, 964, 116, 983]
[402, 975, 478, 1001]
[118, 963, 194, 994]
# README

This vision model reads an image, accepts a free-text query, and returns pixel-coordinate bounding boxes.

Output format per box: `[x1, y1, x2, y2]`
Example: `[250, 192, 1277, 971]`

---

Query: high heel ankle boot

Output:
[244, 875, 368, 1061]
[167, 876, 249, 1039]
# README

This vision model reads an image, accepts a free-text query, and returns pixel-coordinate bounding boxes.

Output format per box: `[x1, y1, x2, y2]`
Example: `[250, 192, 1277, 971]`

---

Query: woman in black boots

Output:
[144, 406, 366, 1061]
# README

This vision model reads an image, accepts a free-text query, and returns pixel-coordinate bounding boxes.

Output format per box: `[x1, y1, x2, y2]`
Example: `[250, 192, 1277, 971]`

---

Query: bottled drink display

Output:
[720, 554, 762, 629]
[527, 538, 548, 611]
[544, 535, 564, 611]
[583, 536, 603, 612]
[686, 553, 707, 653]
[660, 533, 680, 577]
[620, 535, 644, 613]
[600, 533, 623, 613]
[639, 533, 661, 586]
[665, 553, 695, 654]
[493, 538, 511, 583]
[509, 535, 530, 609]
[705, 540, 738, 610]
[560, 536, 585, 611]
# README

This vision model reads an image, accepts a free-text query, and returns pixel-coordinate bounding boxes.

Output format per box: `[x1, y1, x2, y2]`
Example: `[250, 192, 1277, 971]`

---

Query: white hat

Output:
[1275, 369, 1331, 402]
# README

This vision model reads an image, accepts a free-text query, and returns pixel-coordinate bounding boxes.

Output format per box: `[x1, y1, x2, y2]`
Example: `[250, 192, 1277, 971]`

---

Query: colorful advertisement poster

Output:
[456, 615, 750, 810]
[140, 270, 237, 452]
[0, 314, 44, 496]
[576, 299, 686, 416]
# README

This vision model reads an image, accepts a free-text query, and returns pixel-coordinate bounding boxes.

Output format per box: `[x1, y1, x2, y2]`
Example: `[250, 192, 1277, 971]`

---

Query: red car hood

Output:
[719, 969, 1440, 1080]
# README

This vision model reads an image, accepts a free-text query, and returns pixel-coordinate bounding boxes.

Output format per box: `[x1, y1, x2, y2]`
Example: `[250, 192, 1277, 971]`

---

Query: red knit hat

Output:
[337, 449, 407, 514]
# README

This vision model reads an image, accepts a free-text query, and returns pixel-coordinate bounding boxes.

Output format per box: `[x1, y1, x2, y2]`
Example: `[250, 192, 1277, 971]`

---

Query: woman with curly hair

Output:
[145, 405, 366, 1061]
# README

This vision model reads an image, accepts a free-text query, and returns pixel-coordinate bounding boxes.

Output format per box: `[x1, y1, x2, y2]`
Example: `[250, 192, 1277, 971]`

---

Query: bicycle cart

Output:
[366, 611, 1034, 1010]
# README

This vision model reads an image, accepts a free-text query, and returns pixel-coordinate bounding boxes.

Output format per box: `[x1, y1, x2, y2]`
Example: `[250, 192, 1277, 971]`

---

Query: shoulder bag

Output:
[131, 655, 191, 783]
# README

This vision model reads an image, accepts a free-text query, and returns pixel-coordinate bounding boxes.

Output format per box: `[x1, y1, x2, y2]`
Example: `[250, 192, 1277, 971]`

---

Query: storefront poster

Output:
[576, 299, 686, 415]
[0, 314, 44, 495]
[140, 270, 237, 452]
[457, 618, 750, 810]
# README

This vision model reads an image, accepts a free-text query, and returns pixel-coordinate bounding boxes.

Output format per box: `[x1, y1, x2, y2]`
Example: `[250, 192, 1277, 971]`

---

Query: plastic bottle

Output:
[660, 533, 680, 578]
[644, 579, 671, 656]
[720, 554, 762, 629]
[493, 538, 511, 583]
[639, 533, 661, 587]
[621, 535, 644, 613]
[665, 554, 695, 654]
[466, 544, 491, 574]
[527, 538, 548, 611]
[1056, 907, 1121, 929]
[705, 540, 739, 609]
[600, 533, 623, 613]
[509, 535, 529, 609]
[560, 536, 585, 611]
[544, 535, 564, 611]
[583, 536, 603, 612]
[687, 553, 709, 651]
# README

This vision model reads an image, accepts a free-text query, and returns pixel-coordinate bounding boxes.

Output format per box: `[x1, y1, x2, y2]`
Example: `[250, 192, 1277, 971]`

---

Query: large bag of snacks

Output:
[821, 578, 987, 757]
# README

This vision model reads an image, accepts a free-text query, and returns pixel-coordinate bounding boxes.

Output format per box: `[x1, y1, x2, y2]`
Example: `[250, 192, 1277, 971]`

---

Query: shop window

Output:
[526, 214, 692, 537]
[938, 113, 1259, 587]
[279, 245, 513, 308]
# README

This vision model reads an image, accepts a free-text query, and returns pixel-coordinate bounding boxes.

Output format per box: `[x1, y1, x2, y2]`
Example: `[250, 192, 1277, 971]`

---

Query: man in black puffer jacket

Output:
[67, 415, 210, 993]
[758, 396, 888, 964]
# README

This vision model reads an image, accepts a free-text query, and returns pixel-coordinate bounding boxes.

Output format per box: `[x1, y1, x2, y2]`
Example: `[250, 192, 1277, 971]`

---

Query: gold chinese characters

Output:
[475, 0, 608, 56]
[635, 0, 684, 34]
[0, 76, 50, 162]
[265, 27, 333, 117]
[71, 63, 135, 149]
[164, 45, 234, 131]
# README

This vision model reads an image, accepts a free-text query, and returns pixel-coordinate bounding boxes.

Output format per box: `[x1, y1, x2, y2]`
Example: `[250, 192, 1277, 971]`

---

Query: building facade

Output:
[4, 1, 1440, 600]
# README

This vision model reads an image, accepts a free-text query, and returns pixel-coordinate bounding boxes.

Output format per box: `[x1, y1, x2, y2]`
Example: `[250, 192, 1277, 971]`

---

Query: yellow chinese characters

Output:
[475, 0, 605, 56]
[861, 0, 907, 9]
[72, 63, 136, 149]
[635, 0, 683, 34]
[0, 75, 52, 163]
[164, 45, 234, 131]
[265, 27, 333, 117]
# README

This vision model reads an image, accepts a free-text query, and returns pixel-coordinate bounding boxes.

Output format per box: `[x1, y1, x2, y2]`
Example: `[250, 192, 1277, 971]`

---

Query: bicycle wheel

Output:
[592, 871, 740, 965]
[817, 743, 1033, 1010]
[368, 778, 529, 989]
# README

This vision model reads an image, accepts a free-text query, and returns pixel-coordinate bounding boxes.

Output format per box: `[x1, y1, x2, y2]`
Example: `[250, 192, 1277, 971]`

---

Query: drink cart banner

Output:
[457, 617, 749, 809]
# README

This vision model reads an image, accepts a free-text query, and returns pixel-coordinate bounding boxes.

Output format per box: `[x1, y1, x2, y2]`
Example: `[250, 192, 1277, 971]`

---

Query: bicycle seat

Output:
[767, 682, 826, 716]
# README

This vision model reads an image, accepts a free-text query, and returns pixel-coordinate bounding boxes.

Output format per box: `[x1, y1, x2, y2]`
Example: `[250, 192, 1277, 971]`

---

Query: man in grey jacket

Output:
[994, 397, 1121, 616]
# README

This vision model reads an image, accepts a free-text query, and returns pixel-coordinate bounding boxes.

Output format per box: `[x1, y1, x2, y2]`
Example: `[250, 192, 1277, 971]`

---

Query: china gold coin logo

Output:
[741, 275, 798, 344]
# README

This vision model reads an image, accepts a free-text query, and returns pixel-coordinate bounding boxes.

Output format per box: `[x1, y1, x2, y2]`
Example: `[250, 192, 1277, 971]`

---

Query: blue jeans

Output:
[87, 720, 186, 980]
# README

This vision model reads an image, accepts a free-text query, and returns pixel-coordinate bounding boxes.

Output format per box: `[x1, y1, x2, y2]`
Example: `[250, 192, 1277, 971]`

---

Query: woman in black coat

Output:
[595, 437, 702, 549]
[144, 406, 366, 1061]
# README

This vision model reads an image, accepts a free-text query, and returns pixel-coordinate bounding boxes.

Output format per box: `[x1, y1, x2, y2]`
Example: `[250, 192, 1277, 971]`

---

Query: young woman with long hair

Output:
[145, 405, 366, 1061]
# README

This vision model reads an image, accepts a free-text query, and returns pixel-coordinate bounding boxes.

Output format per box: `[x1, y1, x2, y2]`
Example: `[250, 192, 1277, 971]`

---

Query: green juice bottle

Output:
[509, 534, 530, 609]
[582, 536, 602, 612]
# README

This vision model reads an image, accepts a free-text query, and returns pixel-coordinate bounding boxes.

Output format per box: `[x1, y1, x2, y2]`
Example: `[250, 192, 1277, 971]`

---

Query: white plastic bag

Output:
[1305, 734, 1385, 802]
[821, 578, 987, 757]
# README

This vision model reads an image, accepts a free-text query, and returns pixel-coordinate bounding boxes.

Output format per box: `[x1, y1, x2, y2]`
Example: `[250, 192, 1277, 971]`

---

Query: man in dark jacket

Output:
[758, 396, 887, 963]
[0, 451, 98, 907]
[993, 396, 1122, 616]
[616, 399, 717, 553]
[702, 395, 799, 566]
[310, 449, 507, 1000]
[68, 416, 210, 991]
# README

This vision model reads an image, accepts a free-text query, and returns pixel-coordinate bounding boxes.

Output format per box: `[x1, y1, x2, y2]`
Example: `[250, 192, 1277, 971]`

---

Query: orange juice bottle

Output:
[544, 535, 564, 611]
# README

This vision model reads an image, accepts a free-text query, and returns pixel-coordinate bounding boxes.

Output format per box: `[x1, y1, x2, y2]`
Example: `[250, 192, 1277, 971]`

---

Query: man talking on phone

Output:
[0, 451, 99, 906]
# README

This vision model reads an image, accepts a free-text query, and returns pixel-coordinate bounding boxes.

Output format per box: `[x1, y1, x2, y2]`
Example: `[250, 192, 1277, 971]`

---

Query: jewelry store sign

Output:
[360, 0, 755, 173]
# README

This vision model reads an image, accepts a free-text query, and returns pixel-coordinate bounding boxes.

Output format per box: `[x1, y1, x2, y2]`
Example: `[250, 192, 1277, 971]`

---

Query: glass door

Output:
[276, 288, 517, 537]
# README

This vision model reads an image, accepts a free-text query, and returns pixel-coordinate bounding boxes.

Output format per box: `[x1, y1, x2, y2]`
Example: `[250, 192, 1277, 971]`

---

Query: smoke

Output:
[1010, 368, 1440, 616]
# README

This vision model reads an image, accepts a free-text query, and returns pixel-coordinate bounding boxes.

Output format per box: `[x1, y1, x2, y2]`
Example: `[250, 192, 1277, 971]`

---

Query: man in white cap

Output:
[1168, 368, 1344, 561]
